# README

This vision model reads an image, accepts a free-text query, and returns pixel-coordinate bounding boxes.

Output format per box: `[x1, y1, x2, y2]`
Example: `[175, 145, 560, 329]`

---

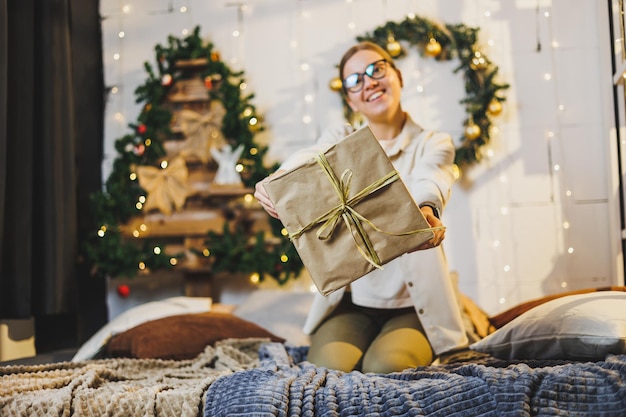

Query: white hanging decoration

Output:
[211, 144, 244, 185]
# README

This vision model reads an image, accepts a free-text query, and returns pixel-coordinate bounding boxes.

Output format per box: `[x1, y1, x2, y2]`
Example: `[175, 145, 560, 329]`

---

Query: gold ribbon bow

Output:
[137, 156, 189, 215]
[289, 152, 441, 269]
[177, 108, 226, 164]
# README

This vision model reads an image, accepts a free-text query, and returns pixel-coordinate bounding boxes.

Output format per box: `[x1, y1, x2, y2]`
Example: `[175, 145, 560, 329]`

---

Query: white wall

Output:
[100, 0, 623, 315]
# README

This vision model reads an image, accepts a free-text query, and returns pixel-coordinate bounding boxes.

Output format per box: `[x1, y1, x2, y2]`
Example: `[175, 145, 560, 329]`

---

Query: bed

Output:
[1, 286, 625, 416]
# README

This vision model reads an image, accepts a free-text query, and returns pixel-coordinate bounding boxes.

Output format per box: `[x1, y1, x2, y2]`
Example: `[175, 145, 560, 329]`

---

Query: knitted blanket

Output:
[205, 343, 626, 416]
[0, 338, 266, 417]
[5, 339, 626, 417]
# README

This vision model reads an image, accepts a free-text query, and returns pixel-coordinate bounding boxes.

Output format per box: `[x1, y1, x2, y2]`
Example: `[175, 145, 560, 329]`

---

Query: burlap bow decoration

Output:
[177, 108, 226, 164]
[137, 156, 190, 215]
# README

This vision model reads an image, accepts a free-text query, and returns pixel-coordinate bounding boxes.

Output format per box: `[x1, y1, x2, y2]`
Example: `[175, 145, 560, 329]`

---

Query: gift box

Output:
[263, 126, 435, 296]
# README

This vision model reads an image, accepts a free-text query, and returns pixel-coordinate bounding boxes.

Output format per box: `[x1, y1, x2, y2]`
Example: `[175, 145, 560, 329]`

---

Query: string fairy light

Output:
[464, 2, 515, 309]
[97, 0, 606, 303]
[462, 0, 584, 310]
[294, 0, 318, 143]
[225, 2, 247, 68]
[346, 0, 356, 32]
[535, 0, 542, 52]
[544, 4, 577, 287]
[100, 0, 198, 276]
[480, 0, 575, 304]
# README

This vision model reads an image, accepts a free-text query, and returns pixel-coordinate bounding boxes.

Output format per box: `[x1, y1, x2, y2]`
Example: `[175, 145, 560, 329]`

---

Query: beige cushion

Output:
[471, 291, 626, 360]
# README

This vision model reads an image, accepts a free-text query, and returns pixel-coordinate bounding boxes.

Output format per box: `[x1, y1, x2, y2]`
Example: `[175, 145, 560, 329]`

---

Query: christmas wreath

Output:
[85, 26, 302, 285]
[332, 14, 510, 169]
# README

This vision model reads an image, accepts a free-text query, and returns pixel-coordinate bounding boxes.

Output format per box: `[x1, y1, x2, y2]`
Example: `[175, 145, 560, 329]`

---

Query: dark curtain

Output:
[0, 0, 107, 349]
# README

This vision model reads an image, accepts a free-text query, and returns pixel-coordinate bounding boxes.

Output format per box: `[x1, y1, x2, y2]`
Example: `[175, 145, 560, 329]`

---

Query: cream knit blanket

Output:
[0, 338, 265, 417]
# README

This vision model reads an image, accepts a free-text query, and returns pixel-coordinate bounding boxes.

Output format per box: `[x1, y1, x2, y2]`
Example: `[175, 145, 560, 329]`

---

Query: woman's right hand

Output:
[409, 206, 446, 252]
[253, 170, 285, 219]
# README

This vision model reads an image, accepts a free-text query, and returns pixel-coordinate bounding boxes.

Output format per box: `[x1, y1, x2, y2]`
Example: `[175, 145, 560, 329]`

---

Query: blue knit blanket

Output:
[204, 343, 626, 416]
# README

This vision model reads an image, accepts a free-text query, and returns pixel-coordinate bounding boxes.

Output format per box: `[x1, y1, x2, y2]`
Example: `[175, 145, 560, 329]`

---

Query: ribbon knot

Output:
[290, 152, 403, 269]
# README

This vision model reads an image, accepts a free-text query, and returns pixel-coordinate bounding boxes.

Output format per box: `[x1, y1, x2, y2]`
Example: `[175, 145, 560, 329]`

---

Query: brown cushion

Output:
[105, 312, 285, 360]
[488, 286, 626, 329]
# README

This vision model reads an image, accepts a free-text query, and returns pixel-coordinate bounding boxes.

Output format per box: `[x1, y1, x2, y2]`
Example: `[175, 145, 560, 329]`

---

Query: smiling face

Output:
[341, 47, 404, 124]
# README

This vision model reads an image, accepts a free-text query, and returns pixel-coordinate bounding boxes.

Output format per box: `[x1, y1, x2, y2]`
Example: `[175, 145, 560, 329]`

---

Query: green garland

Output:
[85, 26, 303, 284]
[351, 15, 510, 168]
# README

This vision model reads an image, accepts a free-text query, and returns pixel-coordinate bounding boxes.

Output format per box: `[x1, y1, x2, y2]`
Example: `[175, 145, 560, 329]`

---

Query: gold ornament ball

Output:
[329, 77, 343, 92]
[424, 38, 442, 57]
[464, 123, 482, 140]
[487, 100, 503, 116]
[386, 40, 402, 57]
[452, 164, 461, 181]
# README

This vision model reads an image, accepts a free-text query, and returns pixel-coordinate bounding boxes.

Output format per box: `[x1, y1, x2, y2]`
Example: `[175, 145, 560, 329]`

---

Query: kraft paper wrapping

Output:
[263, 126, 435, 296]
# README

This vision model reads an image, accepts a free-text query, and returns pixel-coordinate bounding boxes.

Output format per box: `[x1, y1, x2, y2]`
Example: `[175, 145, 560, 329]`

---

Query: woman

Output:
[254, 41, 468, 373]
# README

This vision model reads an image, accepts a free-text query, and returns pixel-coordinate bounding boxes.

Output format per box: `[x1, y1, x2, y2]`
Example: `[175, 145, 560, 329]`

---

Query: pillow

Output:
[72, 296, 212, 362]
[488, 286, 626, 329]
[105, 312, 285, 360]
[470, 291, 626, 360]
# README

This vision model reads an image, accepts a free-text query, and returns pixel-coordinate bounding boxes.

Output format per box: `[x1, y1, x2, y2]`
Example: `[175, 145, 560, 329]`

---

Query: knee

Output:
[306, 341, 363, 372]
[361, 346, 433, 374]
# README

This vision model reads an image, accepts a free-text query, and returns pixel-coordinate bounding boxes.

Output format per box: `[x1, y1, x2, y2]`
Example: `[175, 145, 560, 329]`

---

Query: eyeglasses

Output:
[343, 59, 390, 93]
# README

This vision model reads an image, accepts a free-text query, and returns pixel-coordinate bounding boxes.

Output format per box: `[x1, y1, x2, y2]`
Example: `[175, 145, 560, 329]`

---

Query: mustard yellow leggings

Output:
[306, 296, 433, 373]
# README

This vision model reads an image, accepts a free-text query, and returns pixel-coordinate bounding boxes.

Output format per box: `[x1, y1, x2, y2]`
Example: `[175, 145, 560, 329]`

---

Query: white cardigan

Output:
[279, 115, 468, 355]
